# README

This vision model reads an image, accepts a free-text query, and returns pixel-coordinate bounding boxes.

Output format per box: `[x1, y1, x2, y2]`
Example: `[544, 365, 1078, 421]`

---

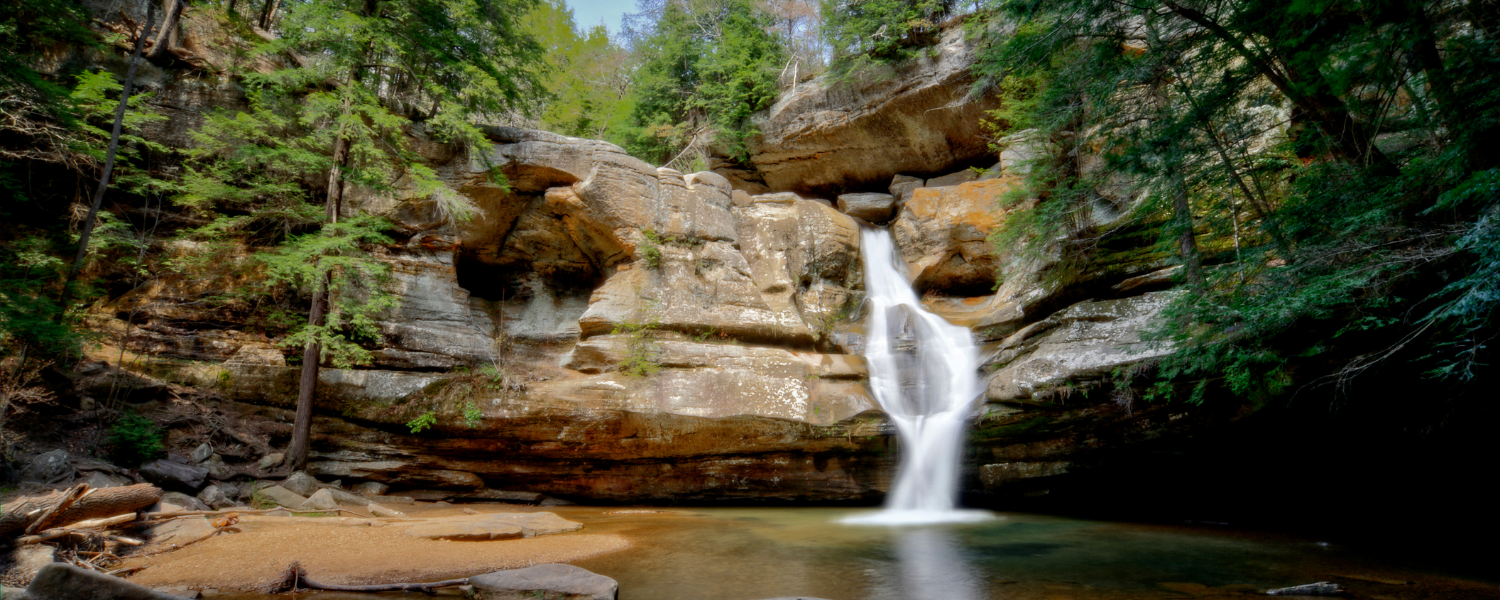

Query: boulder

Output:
[889, 174, 924, 205]
[146, 517, 216, 546]
[280, 471, 320, 497]
[316, 487, 369, 507]
[297, 489, 339, 511]
[24, 564, 184, 600]
[139, 460, 208, 492]
[401, 512, 582, 541]
[353, 481, 390, 497]
[21, 450, 72, 483]
[190, 443, 213, 463]
[159, 491, 210, 511]
[196, 485, 235, 510]
[402, 520, 524, 542]
[253, 485, 307, 509]
[257, 453, 284, 470]
[84, 471, 130, 489]
[836, 193, 897, 222]
[469, 564, 618, 600]
[373, 495, 416, 505]
[367, 502, 404, 518]
[925, 169, 979, 188]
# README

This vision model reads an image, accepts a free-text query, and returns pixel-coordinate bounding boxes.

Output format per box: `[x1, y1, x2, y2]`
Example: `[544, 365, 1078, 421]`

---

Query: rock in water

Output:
[1266, 582, 1344, 596]
[470, 564, 618, 600]
[25, 563, 186, 599]
[139, 460, 208, 492]
[280, 471, 320, 497]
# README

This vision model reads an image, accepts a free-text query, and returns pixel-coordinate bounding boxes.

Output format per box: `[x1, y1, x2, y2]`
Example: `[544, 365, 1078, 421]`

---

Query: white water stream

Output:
[843, 228, 991, 526]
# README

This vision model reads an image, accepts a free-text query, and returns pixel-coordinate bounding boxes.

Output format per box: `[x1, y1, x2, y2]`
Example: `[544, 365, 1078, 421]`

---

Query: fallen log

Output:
[2, 484, 162, 538]
[264, 562, 469, 594]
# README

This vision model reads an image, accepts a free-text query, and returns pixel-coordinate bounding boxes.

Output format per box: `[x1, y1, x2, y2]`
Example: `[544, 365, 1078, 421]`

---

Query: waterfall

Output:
[843, 228, 990, 525]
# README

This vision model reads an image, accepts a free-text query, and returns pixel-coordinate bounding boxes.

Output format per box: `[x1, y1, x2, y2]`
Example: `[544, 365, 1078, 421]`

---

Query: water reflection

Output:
[870, 527, 984, 600]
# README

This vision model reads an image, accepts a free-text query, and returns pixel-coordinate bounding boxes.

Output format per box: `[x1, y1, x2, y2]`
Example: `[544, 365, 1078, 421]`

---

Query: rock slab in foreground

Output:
[470, 564, 617, 600]
[402, 512, 582, 541]
[25, 564, 186, 600]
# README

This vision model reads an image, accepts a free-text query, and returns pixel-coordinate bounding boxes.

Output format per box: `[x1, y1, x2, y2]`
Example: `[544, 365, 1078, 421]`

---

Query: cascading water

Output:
[843, 227, 991, 525]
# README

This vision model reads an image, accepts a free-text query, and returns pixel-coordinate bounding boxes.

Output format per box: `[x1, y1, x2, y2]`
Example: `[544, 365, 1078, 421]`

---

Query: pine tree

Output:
[184, 0, 543, 470]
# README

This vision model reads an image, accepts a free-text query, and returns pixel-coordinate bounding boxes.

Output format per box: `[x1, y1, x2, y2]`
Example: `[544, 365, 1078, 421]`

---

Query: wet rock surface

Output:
[470, 564, 618, 600]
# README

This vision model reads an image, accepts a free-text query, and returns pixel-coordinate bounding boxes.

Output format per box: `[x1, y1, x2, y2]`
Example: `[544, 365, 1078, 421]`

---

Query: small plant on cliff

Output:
[462, 401, 483, 428]
[640, 230, 663, 269]
[405, 411, 437, 434]
[612, 320, 662, 377]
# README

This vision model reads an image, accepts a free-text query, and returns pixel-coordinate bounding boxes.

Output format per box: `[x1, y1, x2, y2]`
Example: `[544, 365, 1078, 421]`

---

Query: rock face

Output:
[81, 9, 1219, 508]
[733, 24, 1001, 195]
[986, 292, 1178, 401]
[891, 178, 1015, 295]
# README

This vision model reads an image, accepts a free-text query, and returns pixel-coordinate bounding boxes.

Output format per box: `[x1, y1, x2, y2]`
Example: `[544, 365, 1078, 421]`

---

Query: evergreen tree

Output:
[820, 0, 952, 67]
[972, 0, 1500, 406]
[625, 0, 788, 166]
[185, 0, 543, 469]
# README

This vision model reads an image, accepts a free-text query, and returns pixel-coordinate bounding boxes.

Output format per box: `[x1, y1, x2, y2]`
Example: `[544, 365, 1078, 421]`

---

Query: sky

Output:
[566, 0, 631, 38]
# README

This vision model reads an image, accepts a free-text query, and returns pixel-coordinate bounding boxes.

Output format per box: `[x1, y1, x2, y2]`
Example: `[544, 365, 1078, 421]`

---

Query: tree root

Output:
[263, 562, 468, 594]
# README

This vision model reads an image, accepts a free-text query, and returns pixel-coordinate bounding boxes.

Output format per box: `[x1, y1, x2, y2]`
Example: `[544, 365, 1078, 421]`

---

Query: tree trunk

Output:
[57, 2, 156, 320]
[258, 0, 281, 31]
[284, 278, 325, 471]
[147, 0, 186, 59]
[1172, 177, 1205, 288]
[0, 484, 162, 539]
[284, 133, 349, 471]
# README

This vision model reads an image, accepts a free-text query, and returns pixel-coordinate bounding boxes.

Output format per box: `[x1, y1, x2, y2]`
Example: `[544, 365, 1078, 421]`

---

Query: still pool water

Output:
[219, 507, 1492, 600]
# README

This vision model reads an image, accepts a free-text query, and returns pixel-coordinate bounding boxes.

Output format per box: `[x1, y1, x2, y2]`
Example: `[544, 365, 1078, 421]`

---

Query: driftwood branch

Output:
[15, 513, 139, 545]
[143, 506, 371, 520]
[264, 562, 468, 594]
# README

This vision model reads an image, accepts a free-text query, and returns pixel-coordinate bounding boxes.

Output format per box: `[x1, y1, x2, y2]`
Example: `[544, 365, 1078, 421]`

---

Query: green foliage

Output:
[624, 0, 788, 164]
[523, 0, 634, 140]
[974, 0, 1500, 408]
[612, 319, 661, 377]
[461, 401, 483, 428]
[259, 214, 401, 368]
[108, 412, 164, 466]
[640, 229, 663, 268]
[820, 0, 950, 67]
[406, 410, 437, 434]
